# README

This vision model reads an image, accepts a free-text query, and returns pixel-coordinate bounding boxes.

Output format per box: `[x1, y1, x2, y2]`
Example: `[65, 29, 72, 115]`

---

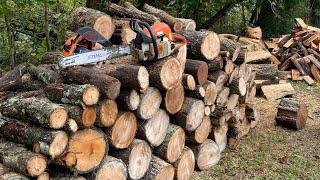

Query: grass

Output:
[193, 82, 320, 179]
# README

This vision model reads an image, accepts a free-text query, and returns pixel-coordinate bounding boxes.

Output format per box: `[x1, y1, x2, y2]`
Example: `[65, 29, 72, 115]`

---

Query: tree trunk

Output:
[0, 97, 67, 129]
[182, 74, 196, 90]
[105, 3, 159, 25]
[4, 16, 16, 68]
[163, 83, 185, 115]
[96, 64, 149, 91]
[0, 138, 47, 177]
[190, 139, 221, 170]
[68, 129, 107, 174]
[173, 147, 195, 180]
[137, 109, 170, 147]
[107, 111, 137, 149]
[60, 66, 121, 100]
[179, 30, 220, 60]
[143, 155, 175, 180]
[154, 124, 185, 163]
[44, 0, 51, 51]
[116, 89, 140, 111]
[137, 87, 162, 120]
[0, 116, 68, 159]
[186, 116, 212, 144]
[90, 155, 127, 180]
[109, 139, 152, 180]
[45, 83, 99, 106]
[184, 59, 208, 85]
[275, 98, 308, 130]
[70, 7, 115, 40]
[62, 105, 96, 128]
[172, 97, 205, 132]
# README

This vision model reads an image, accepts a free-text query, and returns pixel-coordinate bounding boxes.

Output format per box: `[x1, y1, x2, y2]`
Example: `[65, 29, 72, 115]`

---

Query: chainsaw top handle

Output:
[130, 19, 158, 61]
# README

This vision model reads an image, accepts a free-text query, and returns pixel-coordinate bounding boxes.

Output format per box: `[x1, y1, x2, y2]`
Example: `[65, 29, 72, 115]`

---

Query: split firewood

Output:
[137, 109, 170, 147]
[0, 138, 47, 177]
[275, 98, 308, 130]
[173, 147, 195, 180]
[311, 64, 320, 80]
[154, 124, 185, 163]
[143, 155, 175, 180]
[109, 139, 152, 180]
[70, 7, 115, 40]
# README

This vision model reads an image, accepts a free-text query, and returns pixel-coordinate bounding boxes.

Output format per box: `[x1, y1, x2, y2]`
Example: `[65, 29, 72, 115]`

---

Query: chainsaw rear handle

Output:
[130, 19, 158, 61]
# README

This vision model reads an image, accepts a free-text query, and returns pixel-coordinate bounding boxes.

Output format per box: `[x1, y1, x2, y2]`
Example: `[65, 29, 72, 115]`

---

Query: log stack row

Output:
[0, 2, 259, 180]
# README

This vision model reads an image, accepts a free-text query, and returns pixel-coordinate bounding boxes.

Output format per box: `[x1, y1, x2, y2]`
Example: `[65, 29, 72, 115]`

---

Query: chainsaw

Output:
[59, 19, 187, 68]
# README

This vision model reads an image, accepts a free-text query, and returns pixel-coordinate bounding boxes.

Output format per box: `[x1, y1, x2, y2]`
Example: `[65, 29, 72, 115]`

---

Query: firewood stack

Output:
[0, 2, 259, 180]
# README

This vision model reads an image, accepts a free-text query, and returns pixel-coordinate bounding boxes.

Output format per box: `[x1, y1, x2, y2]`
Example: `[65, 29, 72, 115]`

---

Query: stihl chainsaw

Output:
[59, 19, 187, 68]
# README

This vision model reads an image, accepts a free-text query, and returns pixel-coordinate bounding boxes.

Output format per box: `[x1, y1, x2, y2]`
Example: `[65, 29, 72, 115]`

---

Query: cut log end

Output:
[194, 139, 221, 170]
[65, 119, 79, 133]
[48, 131, 69, 159]
[27, 155, 47, 177]
[82, 107, 97, 127]
[37, 172, 50, 180]
[69, 129, 107, 173]
[138, 87, 162, 120]
[64, 152, 77, 167]
[183, 74, 196, 90]
[201, 32, 220, 60]
[138, 66, 150, 91]
[175, 148, 195, 180]
[93, 156, 127, 180]
[49, 108, 68, 129]
[160, 58, 182, 90]
[167, 127, 185, 163]
[98, 100, 118, 127]
[187, 100, 205, 131]
[82, 86, 100, 106]
[93, 16, 115, 40]
[194, 116, 212, 144]
[128, 89, 140, 110]
[110, 112, 137, 149]
[128, 140, 152, 179]
[165, 83, 185, 115]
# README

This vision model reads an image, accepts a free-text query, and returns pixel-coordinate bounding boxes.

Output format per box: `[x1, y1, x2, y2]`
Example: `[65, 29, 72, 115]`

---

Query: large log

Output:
[116, 89, 140, 111]
[154, 124, 185, 163]
[70, 7, 115, 40]
[61, 66, 121, 100]
[179, 30, 220, 60]
[105, 3, 159, 25]
[275, 98, 308, 130]
[0, 138, 47, 177]
[95, 99, 118, 127]
[44, 83, 99, 106]
[163, 83, 185, 115]
[173, 97, 205, 131]
[261, 83, 295, 100]
[0, 97, 67, 129]
[184, 59, 208, 86]
[62, 105, 96, 128]
[96, 64, 149, 91]
[137, 109, 170, 147]
[248, 64, 278, 80]
[108, 111, 137, 149]
[190, 139, 221, 170]
[0, 63, 27, 92]
[90, 155, 127, 180]
[137, 87, 162, 120]
[68, 129, 107, 174]
[0, 116, 68, 159]
[143, 155, 175, 180]
[186, 116, 212, 144]
[145, 56, 182, 90]
[173, 147, 195, 180]
[110, 139, 152, 180]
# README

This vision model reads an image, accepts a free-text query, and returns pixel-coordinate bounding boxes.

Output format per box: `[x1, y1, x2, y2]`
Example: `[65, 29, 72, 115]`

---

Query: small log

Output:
[228, 77, 246, 96]
[173, 147, 195, 180]
[137, 109, 170, 147]
[62, 105, 96, 128]
[246, 104, 260, 128]
[227, 94, 239, 111]
[143, 155, 175, 180]
[242, 50, 272, 63]
[184, 59, 208, 85]
[137, 87, 162, 120]
[110, 139, 152, 180]
[204, 106, 212, 116]
[146, 56, 182, 90]
[186, 116, 212, 144]
[27, 64, 60, 85]
[261, 83, 295, 100]
[297, 57, 311, 75]
[70, 7, 115, 40]
[107, 111, 137, 149]
[37, 172, 50, 180]
[68, 129, 107, 174]
[0, 97, 67, 129]
[105, 3, 159, 25]
[179, 30, 220, 60]
[95, 99, 118, 127]
[248, 64, 278, 80]
[185, 85, 205, 99]
[174, 18, 196, 31]
[90, 155, 127, 180]
[172, 97, 205, 131]
[216, 87, 230, 107]
[96, 64, 149, 91]
[44, 83, 99, 106]
[275, 98, 308, 130]
[154, 124, 185, 163]
[116, 89, 140, 111]
[182, 74, 196, 91]
[64, 118, 79, 133]
[163, 83, 185, 115]
[190, 139, 221, 170]
[277, 70, 291, 80]
[203, 80, 218, 105]
[110, 18, 137, 45]
[209, 122, 228, 153]
[207, 70, 228, 92]
[0, 116, 68, 159]
[61, 66, 121, 100]
[207, 58, 223, 72]
[0, 138, 47, 177]
[0, 63, 27, 92]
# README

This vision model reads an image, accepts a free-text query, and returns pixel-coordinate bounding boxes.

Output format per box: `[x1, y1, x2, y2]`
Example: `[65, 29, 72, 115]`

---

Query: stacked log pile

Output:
[0, 2, 260, 180]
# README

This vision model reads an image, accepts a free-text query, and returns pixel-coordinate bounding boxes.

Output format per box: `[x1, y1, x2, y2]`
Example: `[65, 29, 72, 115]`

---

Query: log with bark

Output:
[186, 116, 212, 144]
[202, 80, 218, 105]
[182, 74, 196, 90]
[62, 105, 96, 128]
[143, 155, 175, 180]
[27, 64, 60, 85]
[116, 89, 140, 111]
[173, 147, 195, 180]
[0, 116, 68, 159]
[275, 98, 308, 130]
[163, 82, 185, 114]
[0, 63, 27, 92]
[70, 7, 115, 40]
[246, 104, 260, 128]
[90, 155, 127, 180]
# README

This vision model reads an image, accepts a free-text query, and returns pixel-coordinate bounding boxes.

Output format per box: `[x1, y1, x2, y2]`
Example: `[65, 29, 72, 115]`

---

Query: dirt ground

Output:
[193, 82, 320, 179]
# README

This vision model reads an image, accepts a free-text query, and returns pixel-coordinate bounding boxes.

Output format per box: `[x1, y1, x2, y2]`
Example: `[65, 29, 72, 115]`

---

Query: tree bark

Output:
[184, 59, 208, 85]
[116, 89, 140, 111]
[248, 64, 279, 80]
[27, 64, 60, 85]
